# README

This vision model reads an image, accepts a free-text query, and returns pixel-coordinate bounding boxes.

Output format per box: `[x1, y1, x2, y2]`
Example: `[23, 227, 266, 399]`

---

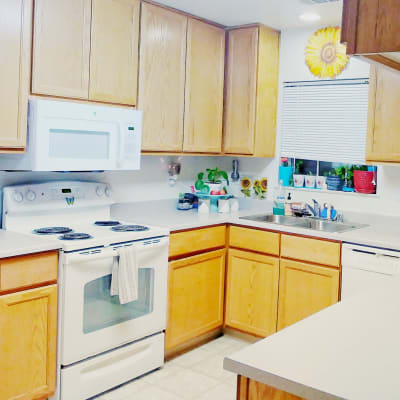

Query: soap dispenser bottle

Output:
[285, 192, 293, 216]
[273, 180, 286, 215]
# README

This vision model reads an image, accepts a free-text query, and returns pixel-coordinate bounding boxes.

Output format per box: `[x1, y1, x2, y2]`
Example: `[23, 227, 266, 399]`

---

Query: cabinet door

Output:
[277, 259, 339, 331]
[183, 19, 225, 153]
[89, 0, 140, 105]
[225, 249, 279, 337]
[366, 66, 400, 162]
[166, 249, 225, 350]
[32, 0, 91, 99]
[0, 0, 31, 150]
[138, 3, 187, 152]
[0, 285, 57, 400]
[224, 27, 258, 155]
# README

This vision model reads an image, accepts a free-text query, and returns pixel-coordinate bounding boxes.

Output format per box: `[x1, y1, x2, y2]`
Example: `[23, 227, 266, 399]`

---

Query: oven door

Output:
[61, 237, 169, 366]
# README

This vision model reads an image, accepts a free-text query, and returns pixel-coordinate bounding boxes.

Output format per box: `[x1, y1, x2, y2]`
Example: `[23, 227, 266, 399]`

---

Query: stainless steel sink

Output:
[241, 214, 308, 226]
[299, 218, 368, 233]
[239, 214, 368, 233]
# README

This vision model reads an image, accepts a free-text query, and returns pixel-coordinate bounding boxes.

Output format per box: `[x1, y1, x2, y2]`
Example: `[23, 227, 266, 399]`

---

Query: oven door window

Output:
[83, 268, 154, 334]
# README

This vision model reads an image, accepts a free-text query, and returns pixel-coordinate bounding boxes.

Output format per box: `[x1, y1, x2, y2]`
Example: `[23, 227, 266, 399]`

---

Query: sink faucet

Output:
[306, 199, 320, 217]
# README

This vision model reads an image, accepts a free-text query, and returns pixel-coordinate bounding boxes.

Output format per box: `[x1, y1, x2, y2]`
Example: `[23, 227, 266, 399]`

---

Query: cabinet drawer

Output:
[229, 226, 280, 256]
[281, 234, 340, 267]
[0, 251, 58, 292]
[169, 225, 226, 258]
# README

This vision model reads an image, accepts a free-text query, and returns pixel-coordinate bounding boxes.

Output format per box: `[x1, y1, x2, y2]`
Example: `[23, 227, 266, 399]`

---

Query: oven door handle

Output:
[64, 238, 169, 265]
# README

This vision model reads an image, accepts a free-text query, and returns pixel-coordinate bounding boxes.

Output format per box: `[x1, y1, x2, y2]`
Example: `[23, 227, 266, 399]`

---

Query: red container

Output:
[353, 170, 376, 194]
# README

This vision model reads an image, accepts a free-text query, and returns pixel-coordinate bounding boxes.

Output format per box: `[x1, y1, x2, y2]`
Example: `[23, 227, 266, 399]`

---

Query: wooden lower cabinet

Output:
[225, 249, 279, 337]
[277, 259, 340, 331]
[238, 376, 305, 400]
[165, 249, 225, 351]
[0, 284, 58, 400]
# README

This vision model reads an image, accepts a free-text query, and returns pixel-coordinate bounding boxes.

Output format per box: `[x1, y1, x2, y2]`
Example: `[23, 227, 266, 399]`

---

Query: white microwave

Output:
[0, 99, 142, 171]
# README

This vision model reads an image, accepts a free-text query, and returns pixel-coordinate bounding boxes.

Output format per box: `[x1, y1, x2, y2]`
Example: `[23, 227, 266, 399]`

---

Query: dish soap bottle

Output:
[273, 180, 285, 216]
[284, 192, 293, 216]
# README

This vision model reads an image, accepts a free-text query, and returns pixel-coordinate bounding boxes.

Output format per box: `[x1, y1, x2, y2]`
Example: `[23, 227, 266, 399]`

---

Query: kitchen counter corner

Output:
[0, 230, 61, 259]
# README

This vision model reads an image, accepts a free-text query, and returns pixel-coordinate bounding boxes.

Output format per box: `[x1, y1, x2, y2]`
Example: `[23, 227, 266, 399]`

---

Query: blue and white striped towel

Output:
[110, 246, 138, 304]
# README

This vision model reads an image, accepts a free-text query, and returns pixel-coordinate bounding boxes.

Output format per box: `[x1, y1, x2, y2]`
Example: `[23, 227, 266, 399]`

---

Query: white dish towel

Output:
[110, 246, 139, 304]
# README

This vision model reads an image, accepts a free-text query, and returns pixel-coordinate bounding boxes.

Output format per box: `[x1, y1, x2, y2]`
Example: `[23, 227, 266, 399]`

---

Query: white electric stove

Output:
[2, 181, 169, 400]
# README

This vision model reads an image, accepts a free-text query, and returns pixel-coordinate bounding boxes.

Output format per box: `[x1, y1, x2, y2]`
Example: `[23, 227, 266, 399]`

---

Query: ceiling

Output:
[153, 0, 343, 30]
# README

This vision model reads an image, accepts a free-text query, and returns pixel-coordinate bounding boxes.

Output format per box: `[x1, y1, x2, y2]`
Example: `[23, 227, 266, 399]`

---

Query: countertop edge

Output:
[0, 244, 61, 259]
[223, 358, 345, 400]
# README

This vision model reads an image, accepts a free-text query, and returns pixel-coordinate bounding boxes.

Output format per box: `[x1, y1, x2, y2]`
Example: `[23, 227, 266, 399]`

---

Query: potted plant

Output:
[195, 167, 229, 195]
[305, 171, 316, 188]
[279, 157, 293, 187]
[353, 165, 376, 194]
[326, 167, 345, 191]
[293, 160, 305, 188]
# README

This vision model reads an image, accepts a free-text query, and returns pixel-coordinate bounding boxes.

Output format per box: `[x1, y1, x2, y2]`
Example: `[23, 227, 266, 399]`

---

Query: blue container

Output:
[279, 166, 293, 187]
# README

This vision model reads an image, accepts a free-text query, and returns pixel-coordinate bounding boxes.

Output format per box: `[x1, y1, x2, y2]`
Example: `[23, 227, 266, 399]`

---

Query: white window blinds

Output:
[280, 78, 369, 164]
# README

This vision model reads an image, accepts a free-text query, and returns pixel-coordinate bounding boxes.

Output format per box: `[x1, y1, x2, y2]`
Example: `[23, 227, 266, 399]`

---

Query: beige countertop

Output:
[112, 199, 400, 251]
[0, 230, 61, 259]
[223, 277, 400, 400]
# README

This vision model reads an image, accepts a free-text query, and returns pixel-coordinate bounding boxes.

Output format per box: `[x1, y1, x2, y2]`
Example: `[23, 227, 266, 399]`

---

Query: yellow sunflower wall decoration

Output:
[305, 26, 349, 79]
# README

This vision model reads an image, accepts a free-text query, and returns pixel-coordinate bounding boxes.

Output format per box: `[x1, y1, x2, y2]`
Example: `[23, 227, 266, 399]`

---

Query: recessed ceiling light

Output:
[299, 12, 321, 22]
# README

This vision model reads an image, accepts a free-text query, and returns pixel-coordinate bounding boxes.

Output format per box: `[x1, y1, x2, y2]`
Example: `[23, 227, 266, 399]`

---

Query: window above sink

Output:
[279, 158, 378, 196]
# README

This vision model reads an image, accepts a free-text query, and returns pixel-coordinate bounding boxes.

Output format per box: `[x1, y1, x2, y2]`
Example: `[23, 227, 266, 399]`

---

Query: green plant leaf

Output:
[197, 172, 204, 180]
[195, 180, 204, 190]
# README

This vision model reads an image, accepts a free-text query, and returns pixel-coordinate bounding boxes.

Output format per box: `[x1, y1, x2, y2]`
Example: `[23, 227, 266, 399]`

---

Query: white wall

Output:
[0, 156, 233, 203]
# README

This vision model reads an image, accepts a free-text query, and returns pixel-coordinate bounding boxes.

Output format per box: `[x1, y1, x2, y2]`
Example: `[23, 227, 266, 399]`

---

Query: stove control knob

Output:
[96, 186, 104, 197]
[26, 190, 36, 202]
[105, 186, 112, 197]
[13, 191, 23, 203]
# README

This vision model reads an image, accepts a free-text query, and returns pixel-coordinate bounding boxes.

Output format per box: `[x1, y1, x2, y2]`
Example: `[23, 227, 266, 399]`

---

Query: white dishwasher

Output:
[341, 243, 400, 299]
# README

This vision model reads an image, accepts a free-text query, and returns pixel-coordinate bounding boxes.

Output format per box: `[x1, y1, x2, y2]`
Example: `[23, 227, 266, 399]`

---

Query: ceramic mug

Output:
[293, 174, 305, 188]
[305, 175, 316, 188]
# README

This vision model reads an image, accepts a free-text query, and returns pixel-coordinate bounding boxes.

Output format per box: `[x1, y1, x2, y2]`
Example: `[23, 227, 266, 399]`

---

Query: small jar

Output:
[198, 198, 210, 214]
[218, 199, 230, 213]
[230, 198, 239, 212]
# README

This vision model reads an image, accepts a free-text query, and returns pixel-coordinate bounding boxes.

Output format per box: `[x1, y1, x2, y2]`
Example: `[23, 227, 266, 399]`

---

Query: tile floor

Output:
[96, 335, 251, 400]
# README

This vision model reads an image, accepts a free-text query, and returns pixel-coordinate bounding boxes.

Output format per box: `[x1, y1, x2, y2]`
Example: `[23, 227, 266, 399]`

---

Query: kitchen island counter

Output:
[224, 277, 400, 400]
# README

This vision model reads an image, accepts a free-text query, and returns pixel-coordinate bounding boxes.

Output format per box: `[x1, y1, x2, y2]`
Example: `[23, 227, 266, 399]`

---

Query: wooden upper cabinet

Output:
[277, 259, 339, 331]
[32, 0, 91, 99]
[0, 0, 32, 150]
[366, 66, 400, 163]
[225, 249, 279, 337]
[224, 27, 258, 155]
[224, 25, 280, 156]
[166, 249, 225, 351]
[138, 3, 187, 152]
[341, 0, 400, 72]
[0, 285, 58, 400]
[89, 0, 140, 105]
[183, 19, 225, 153]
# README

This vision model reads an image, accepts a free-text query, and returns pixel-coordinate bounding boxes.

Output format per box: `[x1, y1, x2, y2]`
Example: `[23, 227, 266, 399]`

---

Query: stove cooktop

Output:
[59, 233, 93, 241]
[94, 221, 121, 227]
[111, 225, 150, 232]
[34, 227, 73, 235]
